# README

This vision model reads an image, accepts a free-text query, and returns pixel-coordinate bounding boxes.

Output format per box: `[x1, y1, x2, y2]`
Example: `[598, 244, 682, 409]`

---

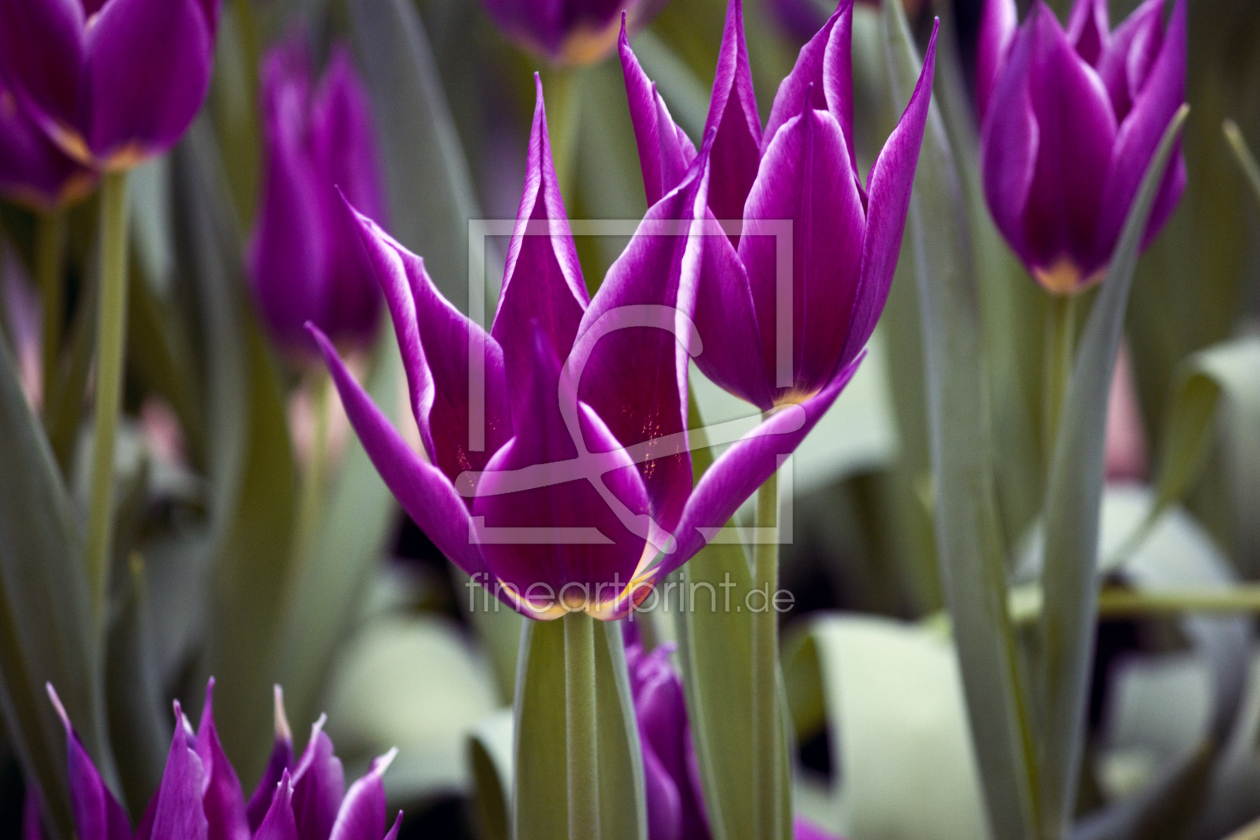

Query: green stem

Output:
[564, 610, 600, 840]
[753, 467, 784, 840]
[35, 210, 67, 413]
[293, 370, 331, 566]
[85, 170, 130, 626]
[1042, 293, 1077, 471]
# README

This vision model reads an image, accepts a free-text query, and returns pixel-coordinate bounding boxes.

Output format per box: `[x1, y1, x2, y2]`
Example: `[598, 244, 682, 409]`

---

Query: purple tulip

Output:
[45, 680, 401, 840]
[309, 75, 857, 620]
[0, 0, 219, 170]
[0, 82, 96, 210]
[977, 0, 1187, 294]
[480, 0, 663, 65]
[247, 36, 387, 362]
[619, 0, 937, 410]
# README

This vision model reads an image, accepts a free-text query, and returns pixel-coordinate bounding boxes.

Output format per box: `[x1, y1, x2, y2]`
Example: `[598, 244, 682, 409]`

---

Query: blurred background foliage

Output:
[0, 0, 1258, 837]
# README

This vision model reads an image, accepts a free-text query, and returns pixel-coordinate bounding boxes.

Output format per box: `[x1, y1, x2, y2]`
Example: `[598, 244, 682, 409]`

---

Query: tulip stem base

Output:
[1042, 293, 1077, 471]
[753, 467, 785, 840]
[36, 210, 67, 413]
[293, 369, 331, 566]
[564, 610, 600, 840]
[86, 170, 131, 626]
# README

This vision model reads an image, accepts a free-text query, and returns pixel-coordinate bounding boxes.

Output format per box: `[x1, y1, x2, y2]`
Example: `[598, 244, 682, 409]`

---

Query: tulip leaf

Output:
[347, 0, 483, 306]
[513, 617, 647, 840]
[1037, 104, 1189, 838]
[1223, 120, 1260, 207]
[274, 324, 403, 732]
[785, 615, 990, 839]
[469, 709, 514, 840]
[0, 300, 113, 840]
[880, 2, 1038, 839]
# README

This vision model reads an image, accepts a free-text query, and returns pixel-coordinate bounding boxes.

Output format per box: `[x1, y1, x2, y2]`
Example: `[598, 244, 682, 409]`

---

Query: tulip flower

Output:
[480, 0, 662, 65]
[0, 0, 219, 171]
[619, 0, 937, 410]
[47, 680, 402, 840]
[0, 83, 96, 211]
[248, 37, 387, 361]
[978, 0, 1187, 294]
[309, 75, 855, 620]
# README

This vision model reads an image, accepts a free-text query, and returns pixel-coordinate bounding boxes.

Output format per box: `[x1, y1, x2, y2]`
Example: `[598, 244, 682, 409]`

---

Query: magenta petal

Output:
[383, 812, 403, 840]
[1018, 4, 1118, 278]
[82, 0, 214, 162]
[247, 688, 295, 833]
[794, 817, 842, 840]
[666, 354, 863, 575]
[196, 681, 250, 840]
[702, 0, 763, 235]
[0, 79, 95, 210]
[310, 324, 490, 579]
[253, 771, 299, 840]
[843, 24, 937, 364]
[345, 203, 511, 481]
[619, 20, 698, 207]
[1066, 0, 1109, 65]
[46, 686, 131, 840]
[149, 703, 210, 840]
[573, 170, 710, 535]
[1093, 0, 1185, 260]
[292, 718, 345, 840]
[472, 331, 651, 612]
[981, 15, 1038, 266]
[975, 0, 1016, 120]
[739, 103, 865, 402]
[1095, 0, 1163, 121]
[493, 75, 589, 416]
[328, 750, 396, 840]
[0, 0, 83, 142]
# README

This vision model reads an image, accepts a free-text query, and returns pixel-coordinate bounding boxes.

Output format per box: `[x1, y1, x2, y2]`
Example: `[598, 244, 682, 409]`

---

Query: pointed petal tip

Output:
[45, 684, 70, 729]
[373, 747, 399, 775]
[273, 685, 293, 744]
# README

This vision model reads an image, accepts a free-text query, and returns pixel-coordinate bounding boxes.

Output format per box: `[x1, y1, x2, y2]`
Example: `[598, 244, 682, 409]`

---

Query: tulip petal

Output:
[471, 331, 652, 613]
[1096, 0, 1163, 120]
[46, 685, 131, 840]
[493, 75, 589, 417]
[253, 772, 299, 840]
[1018, 4, 1117, 279]
[740, 102, 865, 401]
[1066, 0, 1109, 66]
[976, 0, 1017, 119]
[643, 747, 683, 840]
[148, 702, 209, 840]
[843, 24, 936, 364]
[383, 812, 403, 840]
[247, 687, 296, 833]
[310, 324, 490, 579]
[794, 818, 842, 840]
[573, 169, 710, 534]
[619, 19, 698, 207]
[0, 0, 83, 142]
[196, 681, 250, 840]
[345, 202, 511, 482]
[665, 353, 863, 576]
[82, 0, 214, 163]
[1094, 0, 1185, 257]
[702, 0, 763, 235]
[0, 79, 96, 210]
[981, 15, 1038, 265]
[292, 717, 345, 840]
[328, 749, 396, 840]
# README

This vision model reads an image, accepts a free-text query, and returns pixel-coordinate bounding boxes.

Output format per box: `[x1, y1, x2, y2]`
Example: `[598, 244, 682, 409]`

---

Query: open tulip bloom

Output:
[978, 0, 1187, 294]
[0, 80, 97, 211]
[308, 73, 865, 621]
[46, 681, 401, 840]
[480, 0, 664, 65]
[619, 0, 937, 410]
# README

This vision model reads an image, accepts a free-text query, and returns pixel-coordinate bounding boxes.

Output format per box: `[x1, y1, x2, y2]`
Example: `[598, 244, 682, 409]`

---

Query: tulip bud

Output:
[978, 0, 1187, 294]
[0, 83, 96, 210]
[0, 0, 220, 171]
[480, 0, 665, 65]
[247, 36, 387, 363]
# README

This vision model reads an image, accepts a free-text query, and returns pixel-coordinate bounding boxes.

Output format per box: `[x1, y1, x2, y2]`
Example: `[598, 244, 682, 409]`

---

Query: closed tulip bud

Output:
[0, 0, 220, 171]
[248, 37, 387, 362]
[978, 0, 1187, 294]
[480, 0, 665, 65]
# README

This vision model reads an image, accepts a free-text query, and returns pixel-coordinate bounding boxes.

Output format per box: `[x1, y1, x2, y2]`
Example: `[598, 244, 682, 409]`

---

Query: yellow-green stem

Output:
[35, 210, 67, 412]
[1042, 293, 1077, 471]
[86, 170, 130, 625]
[564, 610, 600, 840]
[753, 467, 784, 840]
[293, 370, 331, 566]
